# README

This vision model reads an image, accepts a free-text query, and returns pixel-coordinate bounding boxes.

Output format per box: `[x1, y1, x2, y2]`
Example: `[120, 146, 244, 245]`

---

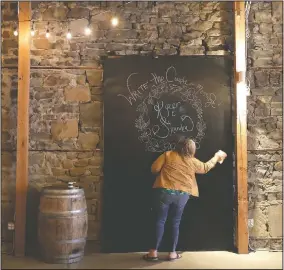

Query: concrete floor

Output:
[2, 251, 282, 269]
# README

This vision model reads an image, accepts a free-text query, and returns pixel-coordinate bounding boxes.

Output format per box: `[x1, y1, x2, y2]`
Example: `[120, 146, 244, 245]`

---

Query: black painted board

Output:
[102, 56, 234, 252]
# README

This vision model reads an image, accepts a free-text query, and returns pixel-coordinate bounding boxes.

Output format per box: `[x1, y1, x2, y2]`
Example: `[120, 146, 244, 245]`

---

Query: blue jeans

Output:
[151, 189, 190, 252]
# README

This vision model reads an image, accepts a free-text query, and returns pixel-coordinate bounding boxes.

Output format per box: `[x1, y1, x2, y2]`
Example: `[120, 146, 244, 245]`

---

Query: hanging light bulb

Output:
[31, 22, 35, 37]
[111, 16, 119, 27]
[13, 27, 18, 36]
[66, 29, 72, 39]
[85, 26, 91, 36]
[45, 29, 50, 38]
[45, 22, 50, 38]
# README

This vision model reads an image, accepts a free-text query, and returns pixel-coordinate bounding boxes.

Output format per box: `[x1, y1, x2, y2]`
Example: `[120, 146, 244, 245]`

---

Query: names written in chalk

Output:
[152, 101, 194, 139]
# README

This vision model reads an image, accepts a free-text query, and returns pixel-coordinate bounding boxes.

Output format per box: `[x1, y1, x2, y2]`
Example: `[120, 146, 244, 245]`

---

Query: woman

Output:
[143, 138, 226, 261]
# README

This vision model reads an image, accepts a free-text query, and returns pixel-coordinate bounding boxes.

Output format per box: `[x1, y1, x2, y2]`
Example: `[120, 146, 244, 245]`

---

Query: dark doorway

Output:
[102, 56, 234, 252]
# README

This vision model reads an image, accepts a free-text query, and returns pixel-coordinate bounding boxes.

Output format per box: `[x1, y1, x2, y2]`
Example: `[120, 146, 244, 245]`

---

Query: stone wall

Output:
[247, 2, 283, 250]
[1, 1, 18, 253]
[1, 1, 282, 252]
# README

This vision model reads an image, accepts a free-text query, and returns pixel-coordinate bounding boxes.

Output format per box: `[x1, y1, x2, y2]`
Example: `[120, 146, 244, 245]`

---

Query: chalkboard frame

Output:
[102, 55, 236, 253]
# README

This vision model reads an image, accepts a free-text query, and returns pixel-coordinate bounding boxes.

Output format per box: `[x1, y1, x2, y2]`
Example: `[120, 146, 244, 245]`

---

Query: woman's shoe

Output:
[167, 253, 182, 261]
[142, 254, 159, 261]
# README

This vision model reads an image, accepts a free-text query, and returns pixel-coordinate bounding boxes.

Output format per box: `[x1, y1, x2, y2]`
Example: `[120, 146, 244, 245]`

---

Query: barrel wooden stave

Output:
[38, 187, 88, 264]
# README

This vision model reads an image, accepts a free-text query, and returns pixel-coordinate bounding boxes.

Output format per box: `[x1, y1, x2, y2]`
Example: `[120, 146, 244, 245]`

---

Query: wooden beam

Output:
[234, 1, 249, 254]
[15, 1, 31, 257]
[2, 65, 101, 70]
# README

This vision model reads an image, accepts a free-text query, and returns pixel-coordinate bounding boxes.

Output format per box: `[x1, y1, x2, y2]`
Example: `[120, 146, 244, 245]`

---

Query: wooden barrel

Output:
[38, 184, 88, 264]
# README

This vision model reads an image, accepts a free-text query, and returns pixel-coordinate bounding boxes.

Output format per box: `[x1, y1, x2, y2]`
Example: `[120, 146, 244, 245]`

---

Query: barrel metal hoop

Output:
[48, 252, 84, 260]
[56, 238, 86, 244]
[42, 189, 84, 195]
[39, 209, 87, 217]
[41, 194, 84, 199]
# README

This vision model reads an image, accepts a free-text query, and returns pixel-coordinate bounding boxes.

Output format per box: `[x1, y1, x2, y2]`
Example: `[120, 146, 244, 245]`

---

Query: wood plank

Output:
[4, 65, 281, 70]
[14, 1, 31, 257]
[234, 1, 249, 254]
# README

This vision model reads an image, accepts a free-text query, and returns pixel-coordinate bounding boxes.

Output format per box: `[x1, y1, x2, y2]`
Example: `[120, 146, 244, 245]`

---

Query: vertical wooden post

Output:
[14, 1, 31, 257]
[234, 1, 249, 254]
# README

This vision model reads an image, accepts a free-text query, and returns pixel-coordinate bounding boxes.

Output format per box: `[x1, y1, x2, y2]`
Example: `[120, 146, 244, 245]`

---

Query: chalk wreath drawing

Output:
[118, 66, 219, 152]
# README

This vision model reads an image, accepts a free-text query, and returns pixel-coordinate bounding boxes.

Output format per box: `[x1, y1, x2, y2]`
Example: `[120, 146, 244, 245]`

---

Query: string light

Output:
[13, 1, 136, 39]
[31, 22, 35, 37]
[14, 4, 19, 37]
[111, 15, 119, 27]
[13, 27, 18, 36]
[85, 26, 91, 36]
[66, 29, 72, 39]
[45, 22, 50, 38]
[45, 29, 50, 38]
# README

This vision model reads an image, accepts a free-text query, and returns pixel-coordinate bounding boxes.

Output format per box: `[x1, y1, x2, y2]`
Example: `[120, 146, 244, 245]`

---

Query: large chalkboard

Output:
[102, 56, 234, 252]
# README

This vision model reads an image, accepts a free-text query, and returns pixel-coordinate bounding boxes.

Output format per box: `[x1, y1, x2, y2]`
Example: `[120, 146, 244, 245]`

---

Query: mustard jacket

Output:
[151, 150, 219, 197]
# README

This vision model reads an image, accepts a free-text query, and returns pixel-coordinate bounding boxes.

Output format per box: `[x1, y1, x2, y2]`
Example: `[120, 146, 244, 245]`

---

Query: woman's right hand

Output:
[214, 152, 222, 162]
[214, 151, 227, 163]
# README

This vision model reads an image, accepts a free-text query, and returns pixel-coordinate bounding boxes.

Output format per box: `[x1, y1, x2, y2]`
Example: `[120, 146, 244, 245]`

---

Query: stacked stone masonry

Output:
[2, 1, 19, 253]
[1, 1, 282, 252]
[247, 1, 283, 251]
